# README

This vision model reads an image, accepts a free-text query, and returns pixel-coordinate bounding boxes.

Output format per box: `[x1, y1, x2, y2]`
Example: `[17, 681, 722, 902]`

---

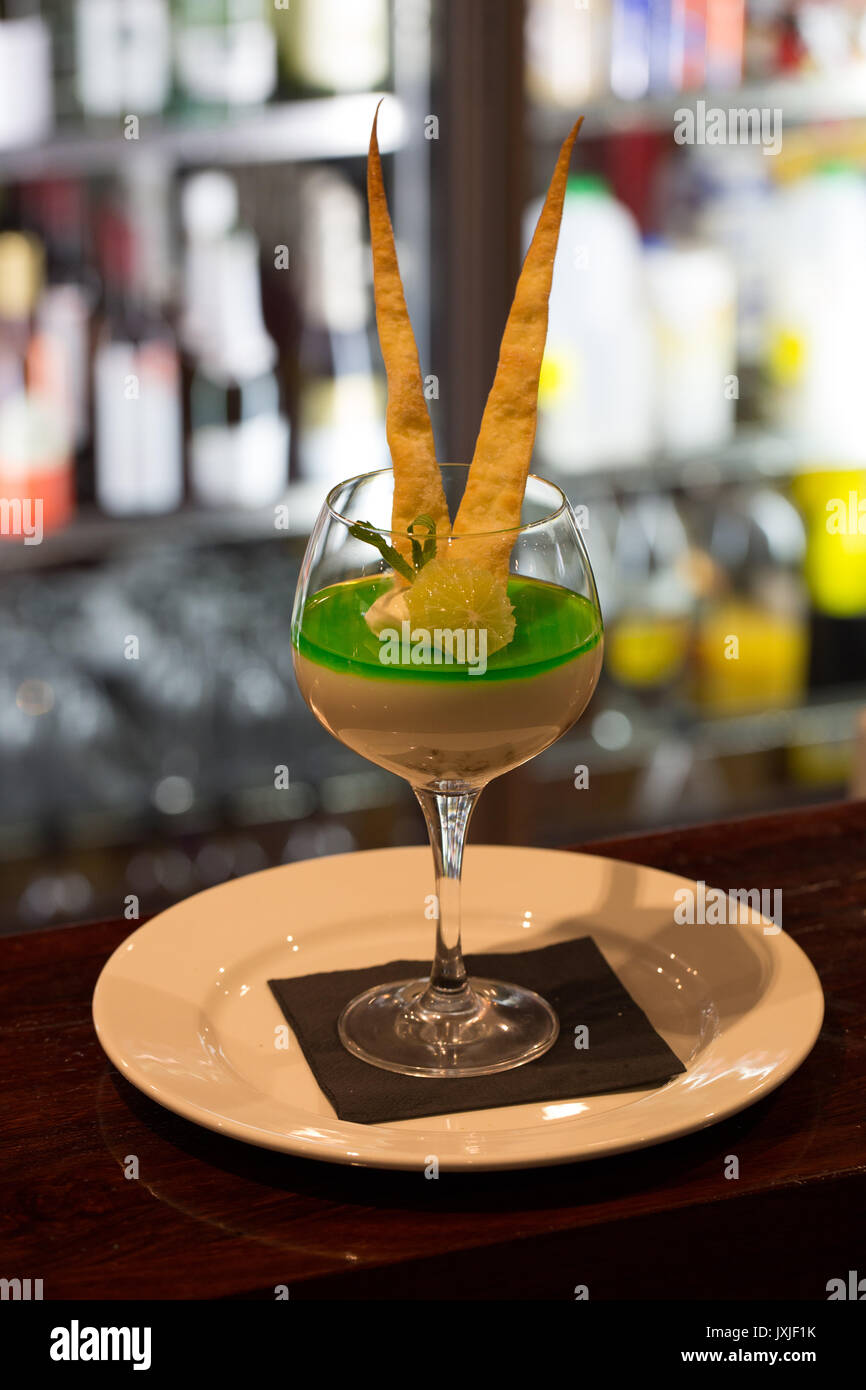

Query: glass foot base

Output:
[337, 977, 559, 1078]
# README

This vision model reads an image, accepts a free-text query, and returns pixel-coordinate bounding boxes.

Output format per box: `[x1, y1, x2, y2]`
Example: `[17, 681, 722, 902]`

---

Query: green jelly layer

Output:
[294, 574, 602, 683]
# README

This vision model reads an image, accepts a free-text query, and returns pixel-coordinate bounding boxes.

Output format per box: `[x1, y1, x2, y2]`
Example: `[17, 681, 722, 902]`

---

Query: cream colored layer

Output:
[294, 641, 602, 787]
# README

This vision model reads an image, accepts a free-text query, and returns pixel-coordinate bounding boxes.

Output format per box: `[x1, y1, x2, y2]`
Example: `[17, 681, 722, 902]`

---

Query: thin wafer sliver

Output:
[452, 118, 583, 575]
[368, 103, 450, 556]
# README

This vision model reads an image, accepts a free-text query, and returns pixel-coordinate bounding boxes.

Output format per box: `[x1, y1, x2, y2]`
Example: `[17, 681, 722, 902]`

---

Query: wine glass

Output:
[292, 464, 603, 1077]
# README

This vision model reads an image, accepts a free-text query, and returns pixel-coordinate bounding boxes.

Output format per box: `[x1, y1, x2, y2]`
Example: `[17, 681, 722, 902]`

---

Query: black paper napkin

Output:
[268, 936, 686, 1124]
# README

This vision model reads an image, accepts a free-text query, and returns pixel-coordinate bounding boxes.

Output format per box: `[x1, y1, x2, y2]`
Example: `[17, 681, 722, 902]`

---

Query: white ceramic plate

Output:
[92, 845, 823, 1171]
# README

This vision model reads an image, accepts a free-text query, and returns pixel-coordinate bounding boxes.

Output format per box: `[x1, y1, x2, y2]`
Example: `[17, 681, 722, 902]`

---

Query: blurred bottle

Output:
[610, 0, 650, 100]
[525, 0, 611, 106]
[178, 169, 229, 468]
[40, 0, 77, 121]
[645, 241, 736, 456]
[694, 595, 807, 711]
[645, 0, 743, 92]
[23, 179, 95, 459]
[173, 0, 277, 108]
[794, 469, 866, 621]
[764, 166, 866, 464]
[605, 493, 695, 693]
[93, 195, 183, 516]
[0, 392, 74, 536]
[296, 169, 385, 487]
[692, 484, 808, 713]
[704, 0, 745, 86]
[744, 0, 805, 77]
[796, 1, 852, 73]
[0, 1, 52, 148]
[792, 468, 866, 690]
[276, 0, 389, 95]
[648, 0, 674, 91]
[670, 0, 707, 89]
[690, 143, 773, 380]
[75, 0, 171, 118]
[0, 229, 74, 534]
[179, 168, 237, 354]
[0, 229, 42, 404]
[527, 174, 655, 473]
[181, 171, 288, 508]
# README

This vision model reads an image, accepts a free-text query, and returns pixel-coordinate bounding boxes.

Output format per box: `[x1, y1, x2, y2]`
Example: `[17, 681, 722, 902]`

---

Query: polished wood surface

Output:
[1, 800, 864, 1299]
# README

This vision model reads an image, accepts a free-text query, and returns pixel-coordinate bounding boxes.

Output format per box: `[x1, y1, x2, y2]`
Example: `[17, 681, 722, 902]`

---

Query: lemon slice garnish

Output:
[405, 556, 515, 655]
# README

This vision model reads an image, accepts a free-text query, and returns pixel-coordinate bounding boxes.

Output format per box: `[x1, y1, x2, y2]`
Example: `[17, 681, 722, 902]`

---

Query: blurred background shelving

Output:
[534, 68, 866, 136]
[2, 0, 866, 933]
[0, 92, 407, 179]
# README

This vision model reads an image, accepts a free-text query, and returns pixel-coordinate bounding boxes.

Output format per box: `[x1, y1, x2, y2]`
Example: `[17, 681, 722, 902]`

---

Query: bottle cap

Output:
[816, 160, 859, 179]
[566, 173, 607, 198]
[0, 232, 43, 320]
[181, 172, 238, 241]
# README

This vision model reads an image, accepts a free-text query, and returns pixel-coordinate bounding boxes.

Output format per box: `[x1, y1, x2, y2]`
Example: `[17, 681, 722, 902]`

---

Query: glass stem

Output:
[414, 787, 481, 1011]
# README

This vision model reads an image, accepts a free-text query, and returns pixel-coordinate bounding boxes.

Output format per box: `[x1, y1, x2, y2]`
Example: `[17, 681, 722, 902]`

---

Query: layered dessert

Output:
[294, 572, 603, 785]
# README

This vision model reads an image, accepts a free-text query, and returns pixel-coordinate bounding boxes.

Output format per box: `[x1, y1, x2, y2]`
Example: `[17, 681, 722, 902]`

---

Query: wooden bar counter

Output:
[1, 800, 864, 1300]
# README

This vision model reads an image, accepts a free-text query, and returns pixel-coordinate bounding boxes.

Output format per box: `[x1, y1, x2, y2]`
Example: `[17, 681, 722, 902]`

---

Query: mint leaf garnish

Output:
[407, 515, 437, 571]
[347, 521, 415, 582]
[348, 515, 439, 582]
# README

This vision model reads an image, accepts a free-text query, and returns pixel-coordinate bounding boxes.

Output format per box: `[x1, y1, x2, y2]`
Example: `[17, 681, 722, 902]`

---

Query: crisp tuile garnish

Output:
[363, 107, 584, 656]
[451, 117, 583, 576]
[368, 104, 450, 555]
